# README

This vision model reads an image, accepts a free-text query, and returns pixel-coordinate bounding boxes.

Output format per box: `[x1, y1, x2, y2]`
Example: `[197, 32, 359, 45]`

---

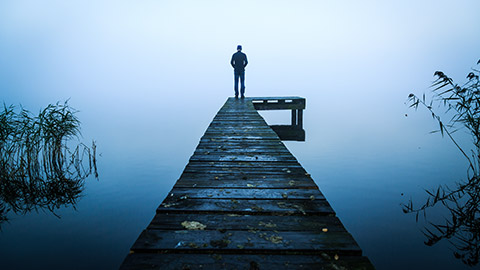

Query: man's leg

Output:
[234, 72, 239, 98]
[240, 72, 245, 98]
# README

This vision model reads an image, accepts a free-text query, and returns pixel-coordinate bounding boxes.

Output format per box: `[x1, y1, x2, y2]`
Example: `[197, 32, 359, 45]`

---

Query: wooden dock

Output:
[120, 97, 374, 270]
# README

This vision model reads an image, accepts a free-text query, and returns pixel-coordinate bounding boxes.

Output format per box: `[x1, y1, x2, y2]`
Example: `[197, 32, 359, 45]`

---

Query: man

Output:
[230, 45, 248, 98]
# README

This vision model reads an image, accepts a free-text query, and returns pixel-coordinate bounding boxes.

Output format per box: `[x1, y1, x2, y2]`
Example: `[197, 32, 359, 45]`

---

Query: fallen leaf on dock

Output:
[277, 202, 287, 207]
[181, 221, 207, 230]
[293, 204, 306, 215]
[259, 221, 277, 228]
[210, 238, 231, 248]
[252, 206, 264, 211]
[266, 235, 283, 244]
[188, 242, 200, 248]
[162, 202, 178, 208]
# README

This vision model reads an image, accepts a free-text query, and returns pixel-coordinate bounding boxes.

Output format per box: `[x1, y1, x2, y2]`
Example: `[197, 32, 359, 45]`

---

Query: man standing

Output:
[230, 45, 248, 98]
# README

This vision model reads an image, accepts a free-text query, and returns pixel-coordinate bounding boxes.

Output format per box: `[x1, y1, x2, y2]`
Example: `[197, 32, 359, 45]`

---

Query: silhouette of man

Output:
[231, 45, 248, 98]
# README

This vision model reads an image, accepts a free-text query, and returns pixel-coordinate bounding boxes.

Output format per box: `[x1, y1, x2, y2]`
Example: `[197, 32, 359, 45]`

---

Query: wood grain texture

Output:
[120, 97, 374, 269]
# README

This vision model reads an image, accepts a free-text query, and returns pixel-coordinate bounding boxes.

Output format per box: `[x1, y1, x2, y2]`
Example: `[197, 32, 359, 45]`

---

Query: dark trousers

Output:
[234, 71, 245, 96]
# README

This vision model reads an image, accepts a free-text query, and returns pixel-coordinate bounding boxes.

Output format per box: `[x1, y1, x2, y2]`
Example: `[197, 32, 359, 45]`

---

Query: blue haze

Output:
[1, 1, 480, 269]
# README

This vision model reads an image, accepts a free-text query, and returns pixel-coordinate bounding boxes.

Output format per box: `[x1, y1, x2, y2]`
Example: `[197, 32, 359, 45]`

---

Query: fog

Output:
[1, 1, 480, 269]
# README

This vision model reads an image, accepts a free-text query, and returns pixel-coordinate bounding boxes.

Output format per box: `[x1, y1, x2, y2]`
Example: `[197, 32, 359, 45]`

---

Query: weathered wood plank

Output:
[178, 172, 312, 180]
[173, 178, 318, 189]
[130, 229, 361, 255]
[166, 187, 325, 200]
[184, 161, 304, 168]
[190, 155, 297, 162]
[121, 253, 375, 270]
[182, 168, 308, 176]
[157, 198, 335, 216]
[148, 213, 346, 232]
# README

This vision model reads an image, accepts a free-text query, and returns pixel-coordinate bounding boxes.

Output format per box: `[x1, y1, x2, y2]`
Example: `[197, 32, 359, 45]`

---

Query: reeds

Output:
[405, 59, 480, 266]
[0, 101, 97, 226]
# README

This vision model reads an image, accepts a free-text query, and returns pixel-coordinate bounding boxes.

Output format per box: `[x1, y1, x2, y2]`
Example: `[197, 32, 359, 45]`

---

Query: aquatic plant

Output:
[405, 59, 480, 266]
[0, 101, 97, 226]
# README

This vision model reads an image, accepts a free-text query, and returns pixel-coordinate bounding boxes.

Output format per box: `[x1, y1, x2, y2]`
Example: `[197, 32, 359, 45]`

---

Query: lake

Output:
[1, 1, 479, 269]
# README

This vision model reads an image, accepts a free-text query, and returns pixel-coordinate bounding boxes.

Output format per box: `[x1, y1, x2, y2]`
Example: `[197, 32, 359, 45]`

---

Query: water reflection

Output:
[0, 102, 97, 228]
[404, 64, 480, 266]
[270, 125, 305, 141]
[404, 175, 480, 266]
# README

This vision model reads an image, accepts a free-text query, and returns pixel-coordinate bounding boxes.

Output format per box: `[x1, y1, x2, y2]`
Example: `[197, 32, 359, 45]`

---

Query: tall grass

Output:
[405, 59, 480, 266]
[0, 101, 97, 226]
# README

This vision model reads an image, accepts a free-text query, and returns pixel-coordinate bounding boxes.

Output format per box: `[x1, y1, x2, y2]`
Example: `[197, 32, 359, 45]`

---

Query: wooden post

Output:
[291, 110, 297, 126]
[298, 109, 303, 128]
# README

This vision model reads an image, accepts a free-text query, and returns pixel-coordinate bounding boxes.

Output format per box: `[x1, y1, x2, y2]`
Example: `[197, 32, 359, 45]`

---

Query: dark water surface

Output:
[0, 95, 473, 270]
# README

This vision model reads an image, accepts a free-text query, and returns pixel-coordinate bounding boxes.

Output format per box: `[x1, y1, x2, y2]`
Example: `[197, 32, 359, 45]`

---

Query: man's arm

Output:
[230, 54, 235, 68]
[244, 54, 248, 68]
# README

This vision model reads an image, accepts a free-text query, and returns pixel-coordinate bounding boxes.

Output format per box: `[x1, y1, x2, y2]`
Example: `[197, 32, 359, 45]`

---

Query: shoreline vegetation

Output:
[0, 101, 97, 228]
[406, 59, 480, 266]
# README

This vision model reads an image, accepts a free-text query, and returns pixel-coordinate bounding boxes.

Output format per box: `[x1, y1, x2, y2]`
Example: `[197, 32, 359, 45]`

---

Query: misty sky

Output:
[1, 0, 479, 149]
[2, 1, 479, 102]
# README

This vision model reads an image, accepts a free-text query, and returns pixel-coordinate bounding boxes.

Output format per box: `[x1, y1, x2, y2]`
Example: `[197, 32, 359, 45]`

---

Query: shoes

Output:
[235, 95, 239, 99]
[241, 95, 245, 99]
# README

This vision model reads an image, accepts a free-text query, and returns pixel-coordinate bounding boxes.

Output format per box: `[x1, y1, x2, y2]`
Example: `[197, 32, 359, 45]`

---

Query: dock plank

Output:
[131, 229, 362, 255]
[148, 213, 346, 232]
[157, 198, 335, 216]
[120, 97, 374, 269]
[121, 254, 374, 270]
[166, 187, 325, 200]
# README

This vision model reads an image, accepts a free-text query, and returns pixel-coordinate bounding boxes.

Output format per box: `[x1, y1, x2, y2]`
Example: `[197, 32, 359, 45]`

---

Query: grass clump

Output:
[405, 59, 480, 266]
[0, 101, 97, 226]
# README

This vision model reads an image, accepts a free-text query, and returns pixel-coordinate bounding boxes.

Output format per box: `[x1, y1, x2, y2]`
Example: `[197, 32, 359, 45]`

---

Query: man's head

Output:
[237, 45, 242, 51]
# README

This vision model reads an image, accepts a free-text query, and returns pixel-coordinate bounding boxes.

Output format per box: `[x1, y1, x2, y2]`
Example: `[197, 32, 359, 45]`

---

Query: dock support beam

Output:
[251, 97, 305, 129]
[291, 109, 303, 127]
[291, 110, 297, 126]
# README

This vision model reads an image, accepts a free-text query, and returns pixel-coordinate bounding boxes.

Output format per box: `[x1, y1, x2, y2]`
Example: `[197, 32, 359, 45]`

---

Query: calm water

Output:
[1, 1, 480, 269]
[0, 95, 473, 269]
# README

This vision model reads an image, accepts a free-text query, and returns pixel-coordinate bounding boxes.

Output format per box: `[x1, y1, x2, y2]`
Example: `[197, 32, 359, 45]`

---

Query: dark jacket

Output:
[231, 51, 248, 73]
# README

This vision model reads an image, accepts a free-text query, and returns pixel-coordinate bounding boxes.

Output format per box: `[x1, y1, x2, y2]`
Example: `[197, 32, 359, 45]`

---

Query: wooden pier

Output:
[120, 97, 374, 270]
